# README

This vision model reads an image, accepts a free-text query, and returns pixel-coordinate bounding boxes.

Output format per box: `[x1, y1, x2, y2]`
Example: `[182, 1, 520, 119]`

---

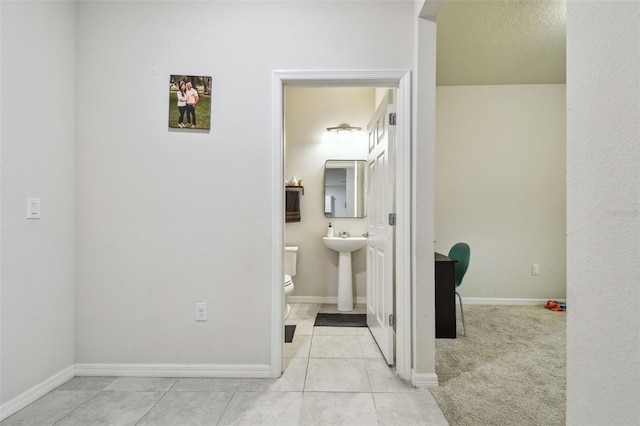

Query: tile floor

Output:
[1, 304, 448, 426]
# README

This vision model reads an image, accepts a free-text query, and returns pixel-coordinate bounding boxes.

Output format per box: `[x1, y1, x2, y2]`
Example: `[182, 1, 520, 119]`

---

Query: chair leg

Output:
[455, 291, 466, 336]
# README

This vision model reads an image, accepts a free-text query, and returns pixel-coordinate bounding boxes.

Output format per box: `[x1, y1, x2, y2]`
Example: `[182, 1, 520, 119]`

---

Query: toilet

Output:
[284, 246, 298, 319]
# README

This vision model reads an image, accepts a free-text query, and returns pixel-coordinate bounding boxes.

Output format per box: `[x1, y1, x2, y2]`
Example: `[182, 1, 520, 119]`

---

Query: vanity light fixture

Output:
[323, 123, 364, 144]
[326, 123, 362, 132]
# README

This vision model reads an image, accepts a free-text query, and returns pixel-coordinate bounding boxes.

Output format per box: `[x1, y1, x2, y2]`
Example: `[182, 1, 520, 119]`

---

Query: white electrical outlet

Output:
[195, 302, 208, 321]
[531, 264, 540, 275]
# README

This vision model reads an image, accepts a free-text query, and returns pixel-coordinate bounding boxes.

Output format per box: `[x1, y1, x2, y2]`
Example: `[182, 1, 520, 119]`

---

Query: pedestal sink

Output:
[322, 236, 368, 311]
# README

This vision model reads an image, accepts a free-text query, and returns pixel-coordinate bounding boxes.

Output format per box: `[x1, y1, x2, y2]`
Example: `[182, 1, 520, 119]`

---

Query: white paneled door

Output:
[366, 90, 395, 365]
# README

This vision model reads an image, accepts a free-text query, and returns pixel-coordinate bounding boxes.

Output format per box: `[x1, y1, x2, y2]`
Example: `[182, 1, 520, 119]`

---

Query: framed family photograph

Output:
[168, 75, 212, 130]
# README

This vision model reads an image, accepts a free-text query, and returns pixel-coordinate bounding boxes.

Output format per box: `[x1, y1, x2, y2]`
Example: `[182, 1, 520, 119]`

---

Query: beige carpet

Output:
[430, 304, 566, 426]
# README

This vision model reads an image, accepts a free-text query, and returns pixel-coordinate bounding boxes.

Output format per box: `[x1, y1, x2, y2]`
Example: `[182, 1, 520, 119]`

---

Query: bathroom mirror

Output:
[324, 160, 367, 218]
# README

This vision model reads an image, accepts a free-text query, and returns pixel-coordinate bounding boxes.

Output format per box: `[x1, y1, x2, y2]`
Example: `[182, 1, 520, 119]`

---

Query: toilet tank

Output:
[284, 246, 298, 277]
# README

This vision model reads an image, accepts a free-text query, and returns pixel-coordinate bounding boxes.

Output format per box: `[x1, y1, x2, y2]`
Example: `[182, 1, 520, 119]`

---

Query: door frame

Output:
[271, 70, 412, 380]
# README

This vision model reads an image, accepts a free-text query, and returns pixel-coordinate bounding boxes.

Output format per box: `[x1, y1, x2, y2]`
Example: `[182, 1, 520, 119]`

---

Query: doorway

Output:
[271, 70, 412, 380]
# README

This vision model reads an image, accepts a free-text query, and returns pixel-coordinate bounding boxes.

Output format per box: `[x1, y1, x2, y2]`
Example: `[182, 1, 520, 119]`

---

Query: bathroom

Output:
[284, 86, 396, 352]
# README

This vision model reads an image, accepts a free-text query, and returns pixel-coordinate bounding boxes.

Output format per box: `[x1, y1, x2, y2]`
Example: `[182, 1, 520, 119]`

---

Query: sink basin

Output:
[322, 236, 367, 253]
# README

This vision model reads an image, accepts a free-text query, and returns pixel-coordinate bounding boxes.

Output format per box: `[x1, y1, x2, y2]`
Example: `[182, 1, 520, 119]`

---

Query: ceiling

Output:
[436, 0, 566, 86]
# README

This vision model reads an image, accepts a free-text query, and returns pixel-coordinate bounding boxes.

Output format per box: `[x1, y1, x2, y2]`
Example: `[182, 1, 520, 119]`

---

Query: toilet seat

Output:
[284, 274, 294, 320]
[284, 274, 293, 287]
[284, 275, 294, 296]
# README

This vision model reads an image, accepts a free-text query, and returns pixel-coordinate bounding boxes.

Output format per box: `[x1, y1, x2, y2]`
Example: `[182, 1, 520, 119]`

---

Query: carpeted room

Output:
[433, 1, 567, 424]
[431, 305, 565, 426]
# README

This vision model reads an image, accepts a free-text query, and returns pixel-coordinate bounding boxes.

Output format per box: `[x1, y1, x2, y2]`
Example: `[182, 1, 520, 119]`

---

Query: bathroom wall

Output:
[285, 88, 375, 301]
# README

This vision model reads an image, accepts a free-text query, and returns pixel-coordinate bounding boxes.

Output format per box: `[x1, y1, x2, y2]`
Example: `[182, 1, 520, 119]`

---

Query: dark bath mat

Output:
[314, 313, 367, 327]
[284, 325, 296, 343]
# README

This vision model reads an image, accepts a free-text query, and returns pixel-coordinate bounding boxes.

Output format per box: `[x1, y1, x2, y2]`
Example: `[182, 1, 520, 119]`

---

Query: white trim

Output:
[410, 62, 419, 388]
[460, 297, 553, 306]
[271, 72, 285, 379]
[287, 296, 367, 305]
[74, 363, 271, 378]
[419, 0, 445, 21]
[411, 369, 439, 387]
[0, 365, 75, 421]
[274, 69, 409, 87]
[274, 69, 412, 382]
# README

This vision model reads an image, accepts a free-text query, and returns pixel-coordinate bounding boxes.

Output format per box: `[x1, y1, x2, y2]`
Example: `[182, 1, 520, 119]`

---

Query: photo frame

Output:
[168, 75, 212, 130]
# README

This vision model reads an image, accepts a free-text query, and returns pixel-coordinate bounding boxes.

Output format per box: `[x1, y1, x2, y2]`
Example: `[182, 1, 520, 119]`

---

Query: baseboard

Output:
[0, 364, 75, 421]
[461, 297, 551, 306]
[287, 296, 367, 305]
[289, 296, 549, 306]
[74, 363, 272, 378]
[411, 369, 439, 387]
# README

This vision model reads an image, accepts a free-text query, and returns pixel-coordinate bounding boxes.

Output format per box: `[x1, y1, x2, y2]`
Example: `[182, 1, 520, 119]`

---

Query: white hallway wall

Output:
[566, 1, 640, 424]
[285, 88, 372, 301]
[75, 1, 415, 365]
[436, 84, 566, 300]
[0, 1, 76, 405]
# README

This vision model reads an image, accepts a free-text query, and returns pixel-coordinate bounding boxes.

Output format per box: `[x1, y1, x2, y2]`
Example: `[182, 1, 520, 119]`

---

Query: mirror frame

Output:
[323, 159, 367, 218]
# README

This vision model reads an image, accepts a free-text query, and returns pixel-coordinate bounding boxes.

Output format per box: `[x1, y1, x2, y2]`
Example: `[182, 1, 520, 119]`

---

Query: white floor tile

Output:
[365, 358, 414, 392]
[238, 358, 307, 392]
[313, 326, 369, 336]
[137, 391, 232, 425]
[217, 391, 302, 426]
[103, 377, 177, 392]
[56, 391, 164, 426]
[1, 391, 98, 426]
[305, 358, 371, 392]
[310, 335, 363, 358]
[288, 304, 318, 319]
[285, 318, 315, 336]
[299, 392, 378, 426]
[359, 334, 385, 359]
[55, 377, 116, 392]
[285, 334, 311, 358]
[171, 378, 240, 392]
[318, 304, 367, 314]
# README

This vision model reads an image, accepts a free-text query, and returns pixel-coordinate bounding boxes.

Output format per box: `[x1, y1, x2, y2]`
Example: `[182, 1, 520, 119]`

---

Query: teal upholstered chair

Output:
[448, 242, 470, 336]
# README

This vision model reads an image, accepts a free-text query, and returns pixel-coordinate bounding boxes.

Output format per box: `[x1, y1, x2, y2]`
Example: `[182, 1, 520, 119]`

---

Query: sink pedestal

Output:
[322, 237, 367, 313]
[337, 252, 354, 311]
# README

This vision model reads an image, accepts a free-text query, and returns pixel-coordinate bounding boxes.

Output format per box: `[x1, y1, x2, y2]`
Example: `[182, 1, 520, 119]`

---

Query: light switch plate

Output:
[195, 302, 208, 321]
[531, 264, 540, 275]
[27, 198, 40, 219]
